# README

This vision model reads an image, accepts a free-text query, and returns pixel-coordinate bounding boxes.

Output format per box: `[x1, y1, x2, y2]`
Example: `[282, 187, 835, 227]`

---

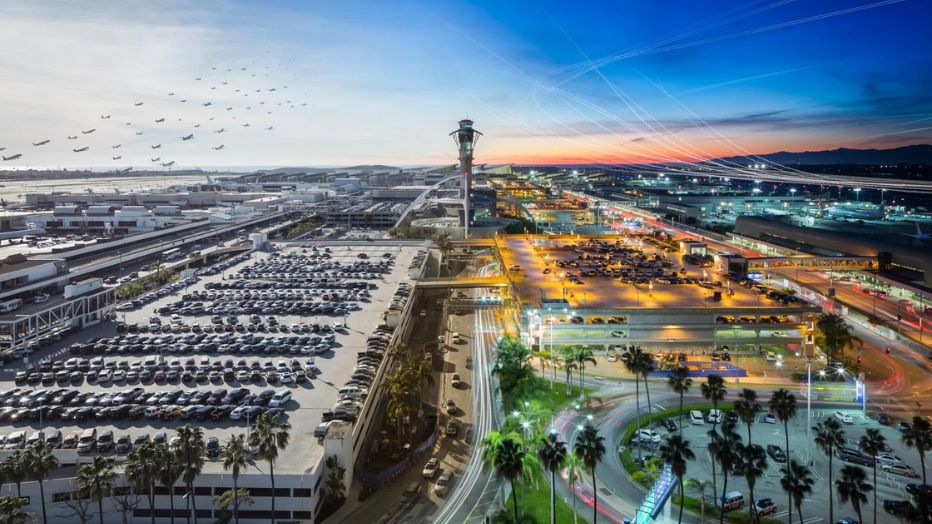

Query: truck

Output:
[0, 299, 23, 313]
[64, 278, 103, 299]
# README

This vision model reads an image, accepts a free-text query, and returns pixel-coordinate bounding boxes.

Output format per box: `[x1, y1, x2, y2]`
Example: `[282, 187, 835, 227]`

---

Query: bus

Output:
[162, 248, 183, 261]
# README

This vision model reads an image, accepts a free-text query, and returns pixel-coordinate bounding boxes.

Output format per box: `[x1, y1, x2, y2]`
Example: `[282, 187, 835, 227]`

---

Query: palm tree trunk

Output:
[920, 450, 926, 484]
[39, 479, 47, 524]
[16, 481, 21, 499]
[796, 503, 803, 524]
[634, 374, 642, 460]
[269, 460, 277, 524]
[511, 479, 519, 523]
[785, 421, 791, 524]
[572, 481, 578, 524]
[190, 481, 198, 524]
[855, 503, 863, 524]
[233, 474, 240, 524]
[592, 469, 598, 524]
[98, 496, 105, 524]
[872, 463, 878, 524]
[827, 454, 834, 524]
[710, 402, 718, 514]
[678, 392, 684, 436]
[719, 472, 728, 524]
[643, 376, 652, 421]
[550, 470, 556, 524]
[170, 486, 176, 524]
[677, 480, 685, 524]
[149, 484, 156, 524]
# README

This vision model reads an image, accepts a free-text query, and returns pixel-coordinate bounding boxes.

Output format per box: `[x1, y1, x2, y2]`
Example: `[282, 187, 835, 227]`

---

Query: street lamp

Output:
[854, 187, 862, 202]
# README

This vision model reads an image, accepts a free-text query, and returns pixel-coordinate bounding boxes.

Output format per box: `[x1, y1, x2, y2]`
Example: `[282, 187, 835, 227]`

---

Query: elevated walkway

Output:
[416, 276, 508, 289]
[635, 464, 677, 524]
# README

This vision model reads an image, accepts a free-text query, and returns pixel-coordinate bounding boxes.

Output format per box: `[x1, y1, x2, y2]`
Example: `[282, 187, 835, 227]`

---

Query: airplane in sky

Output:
[180, 134, 194, 141]
[242, 123, 250, 127]
[155, 118, 165, 123]
[226, 106, 233, 111]
[168, 92, 175, 96]
[202, 102, 212, 107]
[67, 135, 77, 140]
[100, 114, 111, 119]
[114, 167, 132, 174]
[135, 132, 144, 136]
[265, 126, 273, 131]
[215, 128, 225, 133]
[112, 144, 121, 149]
[32, 140, 50, 146]
[180, 99, 187, 103]
[82, 128, 96, 134]
[162, 161, 175, 167]
[213, 144, 224, 150]
[2, 154, 22, 161]
[193, 124, 201, 128]
[134, 102, 144, 106]
[112, 155, 122, 160]
[151, 144, 161, 149]
[73, 147, 89, 152]
[151, 157, 160, 162]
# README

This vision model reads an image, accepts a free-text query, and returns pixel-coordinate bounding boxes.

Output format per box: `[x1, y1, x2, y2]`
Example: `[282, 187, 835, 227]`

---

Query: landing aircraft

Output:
[155, 118, 165, 123]
[32, 140, 50, 146]
[73, 147, 89, 152]
[151, 144, 161, 149]
[213, 145, 224, 150]
[67, 135, 77, 140]
[265, 126, 273, 131]
[134, 102, 144, 106]
[114, 167, 132, 174]
[82, 129, 96, 134]
[203, 102, 212, 107]
[100, 114, 111, 119]
[162, 161, 175, 167]
[151, 157, 160, 162]
[112, 155, 122, 160]
[112, 144, 121, 149]
[135, 132, 144, 136]
[2, 154, 22, 161]
[215, 128, 225, 133]
[180, 135, 194, 141]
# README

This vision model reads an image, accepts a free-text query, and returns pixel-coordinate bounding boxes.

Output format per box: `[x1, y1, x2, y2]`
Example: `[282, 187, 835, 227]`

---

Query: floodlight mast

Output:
[450, 119, 481, 239]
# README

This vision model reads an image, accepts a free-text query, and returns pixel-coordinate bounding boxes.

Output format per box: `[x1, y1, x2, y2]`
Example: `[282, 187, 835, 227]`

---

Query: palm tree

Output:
[248, 411, 291, 524]
[175, 425, 206, 524]
[558, 347, 579, 395]
[769, 388, 797, 523]
[901, 415, 931, 484]
[0, 496, 31, 523]
[622, 346, 645, 459]
[814, 417, 846, 524]
[574, 346, 597, 389]
[737, 443, 767, 524]
[684, 478, 714, 524]
[836, 465, 872, 524]
[157, 444, 182, 524]
[667, 366, 692, 433]
[858, 428, 886, 524]
[701, 375, 727, 504]
[3, 450, 27, 498]
[23, 442, 58, 524]
[733, 388, 761, 446]
[221, 434, 251, 524]
[564, 454, 584, 524]
[435, 232, 453, 274]
[659, 435, 696, 524]
[483, 432, 525, 522]
[125, 440, 160, 524]
[780, 459, 814, 524]
[574, 423, 606, 524]
[712, 419, 742, 524]
[816, 313, 861, 362]
[77, 456, 116, 524]
[537, 432, 568, 524]
[637, 351, 655, 423]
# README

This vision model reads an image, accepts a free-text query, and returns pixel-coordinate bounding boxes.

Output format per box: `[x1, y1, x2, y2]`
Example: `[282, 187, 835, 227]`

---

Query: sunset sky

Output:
[0, 0, 930, 169]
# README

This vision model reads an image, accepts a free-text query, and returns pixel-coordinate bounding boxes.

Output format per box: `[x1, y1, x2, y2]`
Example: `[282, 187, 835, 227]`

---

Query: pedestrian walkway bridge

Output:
[416, 276, 508, 289]
[635, 464, 676, 524]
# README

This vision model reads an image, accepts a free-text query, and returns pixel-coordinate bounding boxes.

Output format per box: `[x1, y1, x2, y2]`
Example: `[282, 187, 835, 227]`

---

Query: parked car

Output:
[766, 444, 787, 463]
[833, 411, 854, 424]
[422, 458, 440, 478]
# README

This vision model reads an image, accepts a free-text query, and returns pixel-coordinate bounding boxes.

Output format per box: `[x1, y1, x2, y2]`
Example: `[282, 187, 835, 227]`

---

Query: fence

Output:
[355, 402, 440, 488]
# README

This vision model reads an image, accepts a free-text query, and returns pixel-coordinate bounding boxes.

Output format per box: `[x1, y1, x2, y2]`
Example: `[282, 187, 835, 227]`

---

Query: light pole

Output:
[854, 187, 862, 202]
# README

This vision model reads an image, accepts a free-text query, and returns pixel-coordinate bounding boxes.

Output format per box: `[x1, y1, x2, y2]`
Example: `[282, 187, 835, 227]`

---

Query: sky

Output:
[0, 0, 930, 170]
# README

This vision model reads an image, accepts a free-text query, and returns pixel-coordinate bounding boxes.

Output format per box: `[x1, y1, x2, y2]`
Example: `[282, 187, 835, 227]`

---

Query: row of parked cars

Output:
[115, 277, 199, 311]
[162, 298, 364, 317]
[205, 279, 376, 291]
[0, 385, 291, 426]
[237, 253, 393, 281]
[69, 331, 336, 357]
[4, 426, 226, 459]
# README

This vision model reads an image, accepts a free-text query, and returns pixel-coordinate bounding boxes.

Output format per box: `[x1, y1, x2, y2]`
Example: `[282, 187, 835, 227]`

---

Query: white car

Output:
[689, 410, 705, 425]
[874, 453, 903, 467]
[268, 390, 292, 408]
[634, 429, 662, 444]
[706, 409, 723, 424]
[833, 411, 854, 424]
[434, 470, 454, 497]
[422, 458, 440, 478]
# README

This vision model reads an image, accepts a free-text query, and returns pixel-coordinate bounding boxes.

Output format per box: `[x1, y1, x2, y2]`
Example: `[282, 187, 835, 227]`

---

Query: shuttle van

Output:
[716, 491, 744, 512]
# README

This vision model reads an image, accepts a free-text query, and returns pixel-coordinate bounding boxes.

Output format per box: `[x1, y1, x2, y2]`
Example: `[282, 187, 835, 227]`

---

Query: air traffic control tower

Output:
[451, 119, 481, 239]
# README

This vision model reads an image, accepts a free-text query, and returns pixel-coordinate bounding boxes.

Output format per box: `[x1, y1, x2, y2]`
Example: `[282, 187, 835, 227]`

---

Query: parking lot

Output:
[632, 406, 927, 523]
[0, 243, 420, 473]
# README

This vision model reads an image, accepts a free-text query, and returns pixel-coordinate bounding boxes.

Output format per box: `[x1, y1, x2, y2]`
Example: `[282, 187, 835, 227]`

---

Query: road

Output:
[432, 264, 502, 523]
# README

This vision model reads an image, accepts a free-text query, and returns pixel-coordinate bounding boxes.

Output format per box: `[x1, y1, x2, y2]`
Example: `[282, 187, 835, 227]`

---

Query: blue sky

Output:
[0, 0, 929, 168]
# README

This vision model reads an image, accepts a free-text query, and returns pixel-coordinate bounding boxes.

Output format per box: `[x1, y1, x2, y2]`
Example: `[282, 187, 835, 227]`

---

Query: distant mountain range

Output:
[715, 144, 932, 165]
